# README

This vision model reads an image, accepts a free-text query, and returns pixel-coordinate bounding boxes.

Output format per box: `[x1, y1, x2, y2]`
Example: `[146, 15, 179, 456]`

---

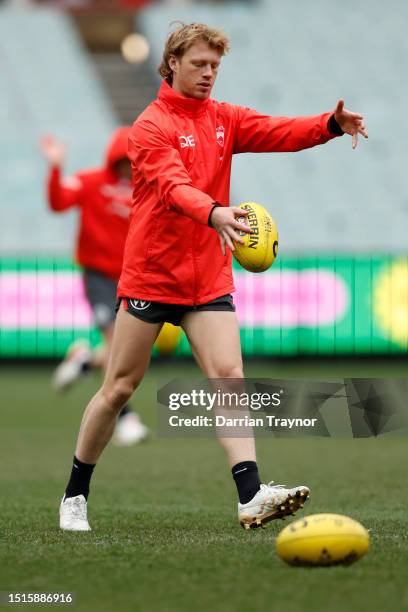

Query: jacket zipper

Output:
[192, 225, 198, 306]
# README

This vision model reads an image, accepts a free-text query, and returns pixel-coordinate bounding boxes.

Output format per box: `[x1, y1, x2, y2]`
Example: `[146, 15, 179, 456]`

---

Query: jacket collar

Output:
[158, 80, 210, 116]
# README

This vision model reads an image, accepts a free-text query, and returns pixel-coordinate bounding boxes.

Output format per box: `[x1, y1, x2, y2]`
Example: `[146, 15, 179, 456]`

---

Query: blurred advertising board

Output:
[0, 256, 407, 357]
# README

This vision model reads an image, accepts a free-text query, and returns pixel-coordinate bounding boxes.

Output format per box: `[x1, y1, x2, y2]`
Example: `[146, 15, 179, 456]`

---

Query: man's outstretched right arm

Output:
[129, 120, 253, 253]
[128, 120, 215, 226]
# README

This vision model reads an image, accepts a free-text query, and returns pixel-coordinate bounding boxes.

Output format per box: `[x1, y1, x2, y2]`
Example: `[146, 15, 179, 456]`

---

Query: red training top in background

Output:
[46, 127, 132, 281]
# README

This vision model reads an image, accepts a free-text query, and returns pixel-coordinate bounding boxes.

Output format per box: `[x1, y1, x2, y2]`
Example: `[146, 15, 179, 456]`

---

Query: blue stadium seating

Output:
[0, 7, 116, 252]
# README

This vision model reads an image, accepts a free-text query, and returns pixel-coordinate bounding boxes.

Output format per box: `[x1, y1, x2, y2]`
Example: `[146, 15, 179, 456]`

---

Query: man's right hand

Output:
[210, 206, 253, 255]
[40, 135, 67, 166]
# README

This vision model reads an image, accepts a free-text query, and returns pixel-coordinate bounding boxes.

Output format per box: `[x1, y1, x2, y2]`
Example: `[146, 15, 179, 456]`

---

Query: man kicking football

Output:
[59, 22, 368, 531]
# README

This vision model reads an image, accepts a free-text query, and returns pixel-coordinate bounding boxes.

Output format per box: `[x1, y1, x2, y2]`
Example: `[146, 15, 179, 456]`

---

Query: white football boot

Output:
[53, 340, 92, 391]
[59, 494, 91, 531]
[112, 412, 149, 446]
[238, 482, 310, 530]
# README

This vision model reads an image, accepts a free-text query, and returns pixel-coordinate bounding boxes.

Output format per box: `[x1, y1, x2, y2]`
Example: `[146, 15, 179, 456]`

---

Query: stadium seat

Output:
[0, 6, 116, 252]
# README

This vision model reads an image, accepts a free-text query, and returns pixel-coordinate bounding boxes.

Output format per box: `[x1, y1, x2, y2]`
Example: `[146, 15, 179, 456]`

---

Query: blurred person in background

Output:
[40, 128, 149, 446]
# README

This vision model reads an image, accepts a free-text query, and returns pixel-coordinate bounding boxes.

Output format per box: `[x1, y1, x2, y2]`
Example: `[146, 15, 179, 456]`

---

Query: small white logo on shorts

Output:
[129, 299, 151, 311]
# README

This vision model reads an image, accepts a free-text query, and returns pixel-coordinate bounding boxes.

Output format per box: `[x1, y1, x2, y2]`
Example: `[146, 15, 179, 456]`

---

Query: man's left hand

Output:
[334, 99, 368, 149]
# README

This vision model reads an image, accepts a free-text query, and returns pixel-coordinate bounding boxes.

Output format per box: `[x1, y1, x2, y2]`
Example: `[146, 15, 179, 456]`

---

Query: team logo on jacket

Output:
[216, 125, 225, 148]
[129, 299, 151, 311]
[101, 182, 133, 200]
[101, 182, 133, 219]
[179, 135, 195, 148]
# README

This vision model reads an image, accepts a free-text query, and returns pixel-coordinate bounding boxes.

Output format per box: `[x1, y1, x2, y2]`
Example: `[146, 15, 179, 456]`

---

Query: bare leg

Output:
[75, 306, 162, 463]
[181, 311, 256, 467]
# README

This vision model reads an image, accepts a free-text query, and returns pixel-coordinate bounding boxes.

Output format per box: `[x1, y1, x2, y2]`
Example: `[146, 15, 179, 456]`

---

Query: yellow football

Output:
[233, 202, 278, 273]
[154, 323, 182, 355]
[276, 513, 370, 567]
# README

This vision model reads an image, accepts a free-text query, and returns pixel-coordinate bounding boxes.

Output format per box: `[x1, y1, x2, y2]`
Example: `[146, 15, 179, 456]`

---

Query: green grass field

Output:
[1, 360, 408, 612]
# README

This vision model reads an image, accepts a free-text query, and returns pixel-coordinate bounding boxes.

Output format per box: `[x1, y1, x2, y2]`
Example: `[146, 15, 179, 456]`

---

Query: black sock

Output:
[64, 456, 96, 501]
[118, 404, 132, 419]
[80, 360, 91, 374]
[232, 461, 261, 504]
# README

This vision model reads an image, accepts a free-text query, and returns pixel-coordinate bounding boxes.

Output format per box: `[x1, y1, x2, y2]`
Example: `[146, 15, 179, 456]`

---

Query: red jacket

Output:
[47, 127, 132, 281]
[118, 81, 338, 304]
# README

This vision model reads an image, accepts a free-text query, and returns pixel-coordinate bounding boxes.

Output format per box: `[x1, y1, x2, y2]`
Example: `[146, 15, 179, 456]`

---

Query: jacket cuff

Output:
[328, 114, 344, 136]
[208, 203, 221, 227]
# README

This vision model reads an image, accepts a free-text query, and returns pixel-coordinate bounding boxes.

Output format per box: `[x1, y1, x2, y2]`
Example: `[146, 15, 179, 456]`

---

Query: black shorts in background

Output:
[116, 294, 235, 326]
[83, 268, 117, 330]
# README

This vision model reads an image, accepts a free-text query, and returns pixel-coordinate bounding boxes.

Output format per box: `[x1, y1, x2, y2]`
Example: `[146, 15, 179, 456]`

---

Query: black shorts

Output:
[83, 268, 117, 330]
[116, 294, 235, 326]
